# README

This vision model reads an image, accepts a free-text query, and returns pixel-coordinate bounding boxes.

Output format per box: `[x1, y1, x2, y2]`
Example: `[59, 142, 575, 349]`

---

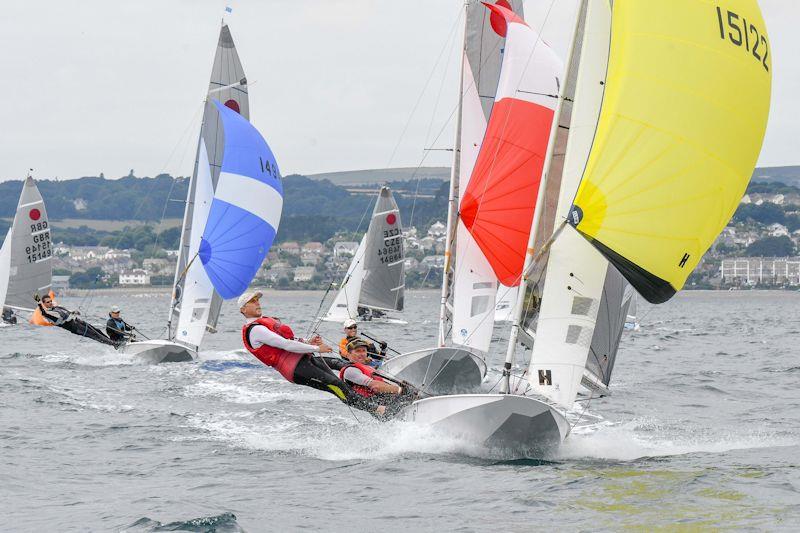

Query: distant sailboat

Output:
[121, 23, 251, 363]
[0, 174, 52, 324]
[400, 0, 771, 456]
[322, 186, 405, 324]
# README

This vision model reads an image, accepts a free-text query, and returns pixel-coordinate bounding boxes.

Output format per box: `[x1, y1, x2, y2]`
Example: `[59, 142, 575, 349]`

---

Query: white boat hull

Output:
[401, 394, 568, 457]
[379, 347, 486, 395]
[120, 339, 196, 364]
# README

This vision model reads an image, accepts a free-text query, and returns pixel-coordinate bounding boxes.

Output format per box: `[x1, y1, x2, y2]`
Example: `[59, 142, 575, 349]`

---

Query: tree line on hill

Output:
[0, 173, 449, 248]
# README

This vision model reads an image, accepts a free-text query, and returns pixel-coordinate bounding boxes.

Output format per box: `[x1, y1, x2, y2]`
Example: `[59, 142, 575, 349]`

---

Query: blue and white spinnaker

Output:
[199, 100, 282, 299]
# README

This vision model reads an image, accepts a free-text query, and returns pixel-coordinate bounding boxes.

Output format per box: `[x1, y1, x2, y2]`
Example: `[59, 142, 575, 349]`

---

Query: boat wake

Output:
[183, 409, 516, 461]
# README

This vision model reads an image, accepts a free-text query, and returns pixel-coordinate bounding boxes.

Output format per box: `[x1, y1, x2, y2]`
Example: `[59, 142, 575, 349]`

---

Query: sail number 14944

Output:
[715, 5, 769, 72]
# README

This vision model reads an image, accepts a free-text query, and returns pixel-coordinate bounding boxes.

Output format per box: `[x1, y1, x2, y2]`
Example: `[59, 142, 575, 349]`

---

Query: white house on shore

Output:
[119, 269, 150, 286]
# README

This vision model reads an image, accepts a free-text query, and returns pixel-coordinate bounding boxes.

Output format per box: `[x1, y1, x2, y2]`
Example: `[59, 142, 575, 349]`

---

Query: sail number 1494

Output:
[715, 5, 769, 72]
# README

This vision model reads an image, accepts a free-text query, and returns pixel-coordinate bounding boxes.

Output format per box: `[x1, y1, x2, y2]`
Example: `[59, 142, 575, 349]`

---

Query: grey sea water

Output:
[1, 289, 798, 531]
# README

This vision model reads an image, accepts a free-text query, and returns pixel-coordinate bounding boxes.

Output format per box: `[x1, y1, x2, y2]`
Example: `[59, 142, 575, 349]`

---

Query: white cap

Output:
[110, 305, 121, 313]
[343, 318, 357, 328]
[237, 289, 263, 309]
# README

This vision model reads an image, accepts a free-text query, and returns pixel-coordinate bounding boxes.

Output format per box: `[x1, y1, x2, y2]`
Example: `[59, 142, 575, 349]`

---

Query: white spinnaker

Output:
[325, 236, 366, 321]
[174, 141, 215, 348]
[527, 0, 613, 409]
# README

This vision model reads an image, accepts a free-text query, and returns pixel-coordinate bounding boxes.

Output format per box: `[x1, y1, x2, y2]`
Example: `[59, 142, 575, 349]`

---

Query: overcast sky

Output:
[0, 0, 796, 182]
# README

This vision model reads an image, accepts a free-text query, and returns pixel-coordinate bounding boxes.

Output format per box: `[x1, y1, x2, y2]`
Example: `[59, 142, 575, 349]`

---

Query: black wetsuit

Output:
[38, 304, 118, 347]
[291, 355, 381, 413]
[2, 307, 17, 325]
[106, 316, 134, 343]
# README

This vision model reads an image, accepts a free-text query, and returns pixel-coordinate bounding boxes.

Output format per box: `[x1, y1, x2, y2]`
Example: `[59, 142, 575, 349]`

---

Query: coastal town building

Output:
[293, 266, 316, 282]
[720, 257, 800, 285]
[119, 269, 151, 286]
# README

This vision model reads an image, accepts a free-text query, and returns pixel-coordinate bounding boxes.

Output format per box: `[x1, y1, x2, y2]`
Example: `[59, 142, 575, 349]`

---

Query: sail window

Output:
[565, 324, 591, 347]
[571, 296, 594, 316]
[470, 295, 492, 317]
[472, 282, 494, 290]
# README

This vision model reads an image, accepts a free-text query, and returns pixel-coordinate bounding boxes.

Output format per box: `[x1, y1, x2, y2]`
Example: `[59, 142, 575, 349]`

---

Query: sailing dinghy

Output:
[0, 174, 52, 324]
[322, 186, 405, 325]
[121, 23, 250, 363]
[399, 0, 771, 457]
[381, 0, 557, 395]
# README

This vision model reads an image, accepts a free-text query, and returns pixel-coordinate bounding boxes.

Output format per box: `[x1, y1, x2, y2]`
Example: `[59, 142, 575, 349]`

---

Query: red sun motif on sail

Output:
[29, 208, 41, 221]
[386, 213, 396, 225]
[489, 0, 513, 37]
[224, 99, 240, 113]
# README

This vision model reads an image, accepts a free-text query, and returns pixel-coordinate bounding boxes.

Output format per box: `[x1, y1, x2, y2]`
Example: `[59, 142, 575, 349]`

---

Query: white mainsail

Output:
[0, 176, 52, 313]
[173, 141, 215, 347]
[324, 186, 404, 321]
[440, 0, 525, 352]
[324, 235, 366, 322]
[522, 2, 636, 407]
[169, 23, 249, 347]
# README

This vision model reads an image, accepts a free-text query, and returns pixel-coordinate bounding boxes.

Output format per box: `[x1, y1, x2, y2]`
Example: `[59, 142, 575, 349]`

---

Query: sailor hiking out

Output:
[239, 290, 391, 416]
[340, 339, 417, 417]
[35, 294, 119, 347]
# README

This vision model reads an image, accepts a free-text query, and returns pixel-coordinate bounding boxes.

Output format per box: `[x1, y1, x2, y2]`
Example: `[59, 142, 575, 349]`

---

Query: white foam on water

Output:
[184, 380, 300, 404]
[558, 418, 798, 461]
[41, 347, 137, 367]
[196, 348, 250, 362]
[186, 410, 518, 461]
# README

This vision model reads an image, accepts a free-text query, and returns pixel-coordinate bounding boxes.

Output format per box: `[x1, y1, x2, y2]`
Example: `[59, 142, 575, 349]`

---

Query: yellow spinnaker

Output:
[570, 0, 771, 303]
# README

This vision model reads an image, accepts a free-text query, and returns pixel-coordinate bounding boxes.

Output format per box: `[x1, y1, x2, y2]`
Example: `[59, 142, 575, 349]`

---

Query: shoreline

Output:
[58, 287, 800, 297]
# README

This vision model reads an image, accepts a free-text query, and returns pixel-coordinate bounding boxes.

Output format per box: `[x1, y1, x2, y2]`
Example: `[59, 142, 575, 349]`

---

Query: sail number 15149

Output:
[716, 6, 769, 72]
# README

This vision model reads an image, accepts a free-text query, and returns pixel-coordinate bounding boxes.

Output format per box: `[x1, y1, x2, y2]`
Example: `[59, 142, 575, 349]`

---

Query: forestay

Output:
[200, 101, 282, 299]
[569, 0, 772, 303]
[0, 176, 52, 312]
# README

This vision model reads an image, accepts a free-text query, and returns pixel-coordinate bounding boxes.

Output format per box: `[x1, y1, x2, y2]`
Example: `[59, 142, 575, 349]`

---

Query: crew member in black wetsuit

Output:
[2, 307, 17, 325]
[239, 290, 387, 416]
[36, 294, 119, 347]
[105, 305, 134, 343]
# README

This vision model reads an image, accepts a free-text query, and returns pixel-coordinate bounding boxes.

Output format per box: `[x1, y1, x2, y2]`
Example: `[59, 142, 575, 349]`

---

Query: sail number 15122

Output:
[716, 6, 769, 72]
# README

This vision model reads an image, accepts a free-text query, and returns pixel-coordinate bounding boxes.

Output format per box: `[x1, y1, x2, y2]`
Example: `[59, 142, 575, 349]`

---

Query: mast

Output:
[500, 1, 585, 393]
[437, 2, 468, 347]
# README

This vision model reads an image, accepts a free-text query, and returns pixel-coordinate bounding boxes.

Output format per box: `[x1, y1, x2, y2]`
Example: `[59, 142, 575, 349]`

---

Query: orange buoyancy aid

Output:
[339, 361, 385, 398]
[242, 317, 304, 383]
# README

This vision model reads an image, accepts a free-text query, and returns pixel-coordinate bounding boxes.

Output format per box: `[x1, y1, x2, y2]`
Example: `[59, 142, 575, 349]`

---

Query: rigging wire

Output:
[71, 101, 204, 326]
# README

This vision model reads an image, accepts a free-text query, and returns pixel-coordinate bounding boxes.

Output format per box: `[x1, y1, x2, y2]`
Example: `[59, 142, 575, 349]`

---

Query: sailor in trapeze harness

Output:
[35, 293, 120, 347]
[238, 290, 391, 416]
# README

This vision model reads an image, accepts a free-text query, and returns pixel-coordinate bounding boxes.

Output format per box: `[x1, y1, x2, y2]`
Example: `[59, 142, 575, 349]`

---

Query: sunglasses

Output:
[345, 326, 357, 329]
